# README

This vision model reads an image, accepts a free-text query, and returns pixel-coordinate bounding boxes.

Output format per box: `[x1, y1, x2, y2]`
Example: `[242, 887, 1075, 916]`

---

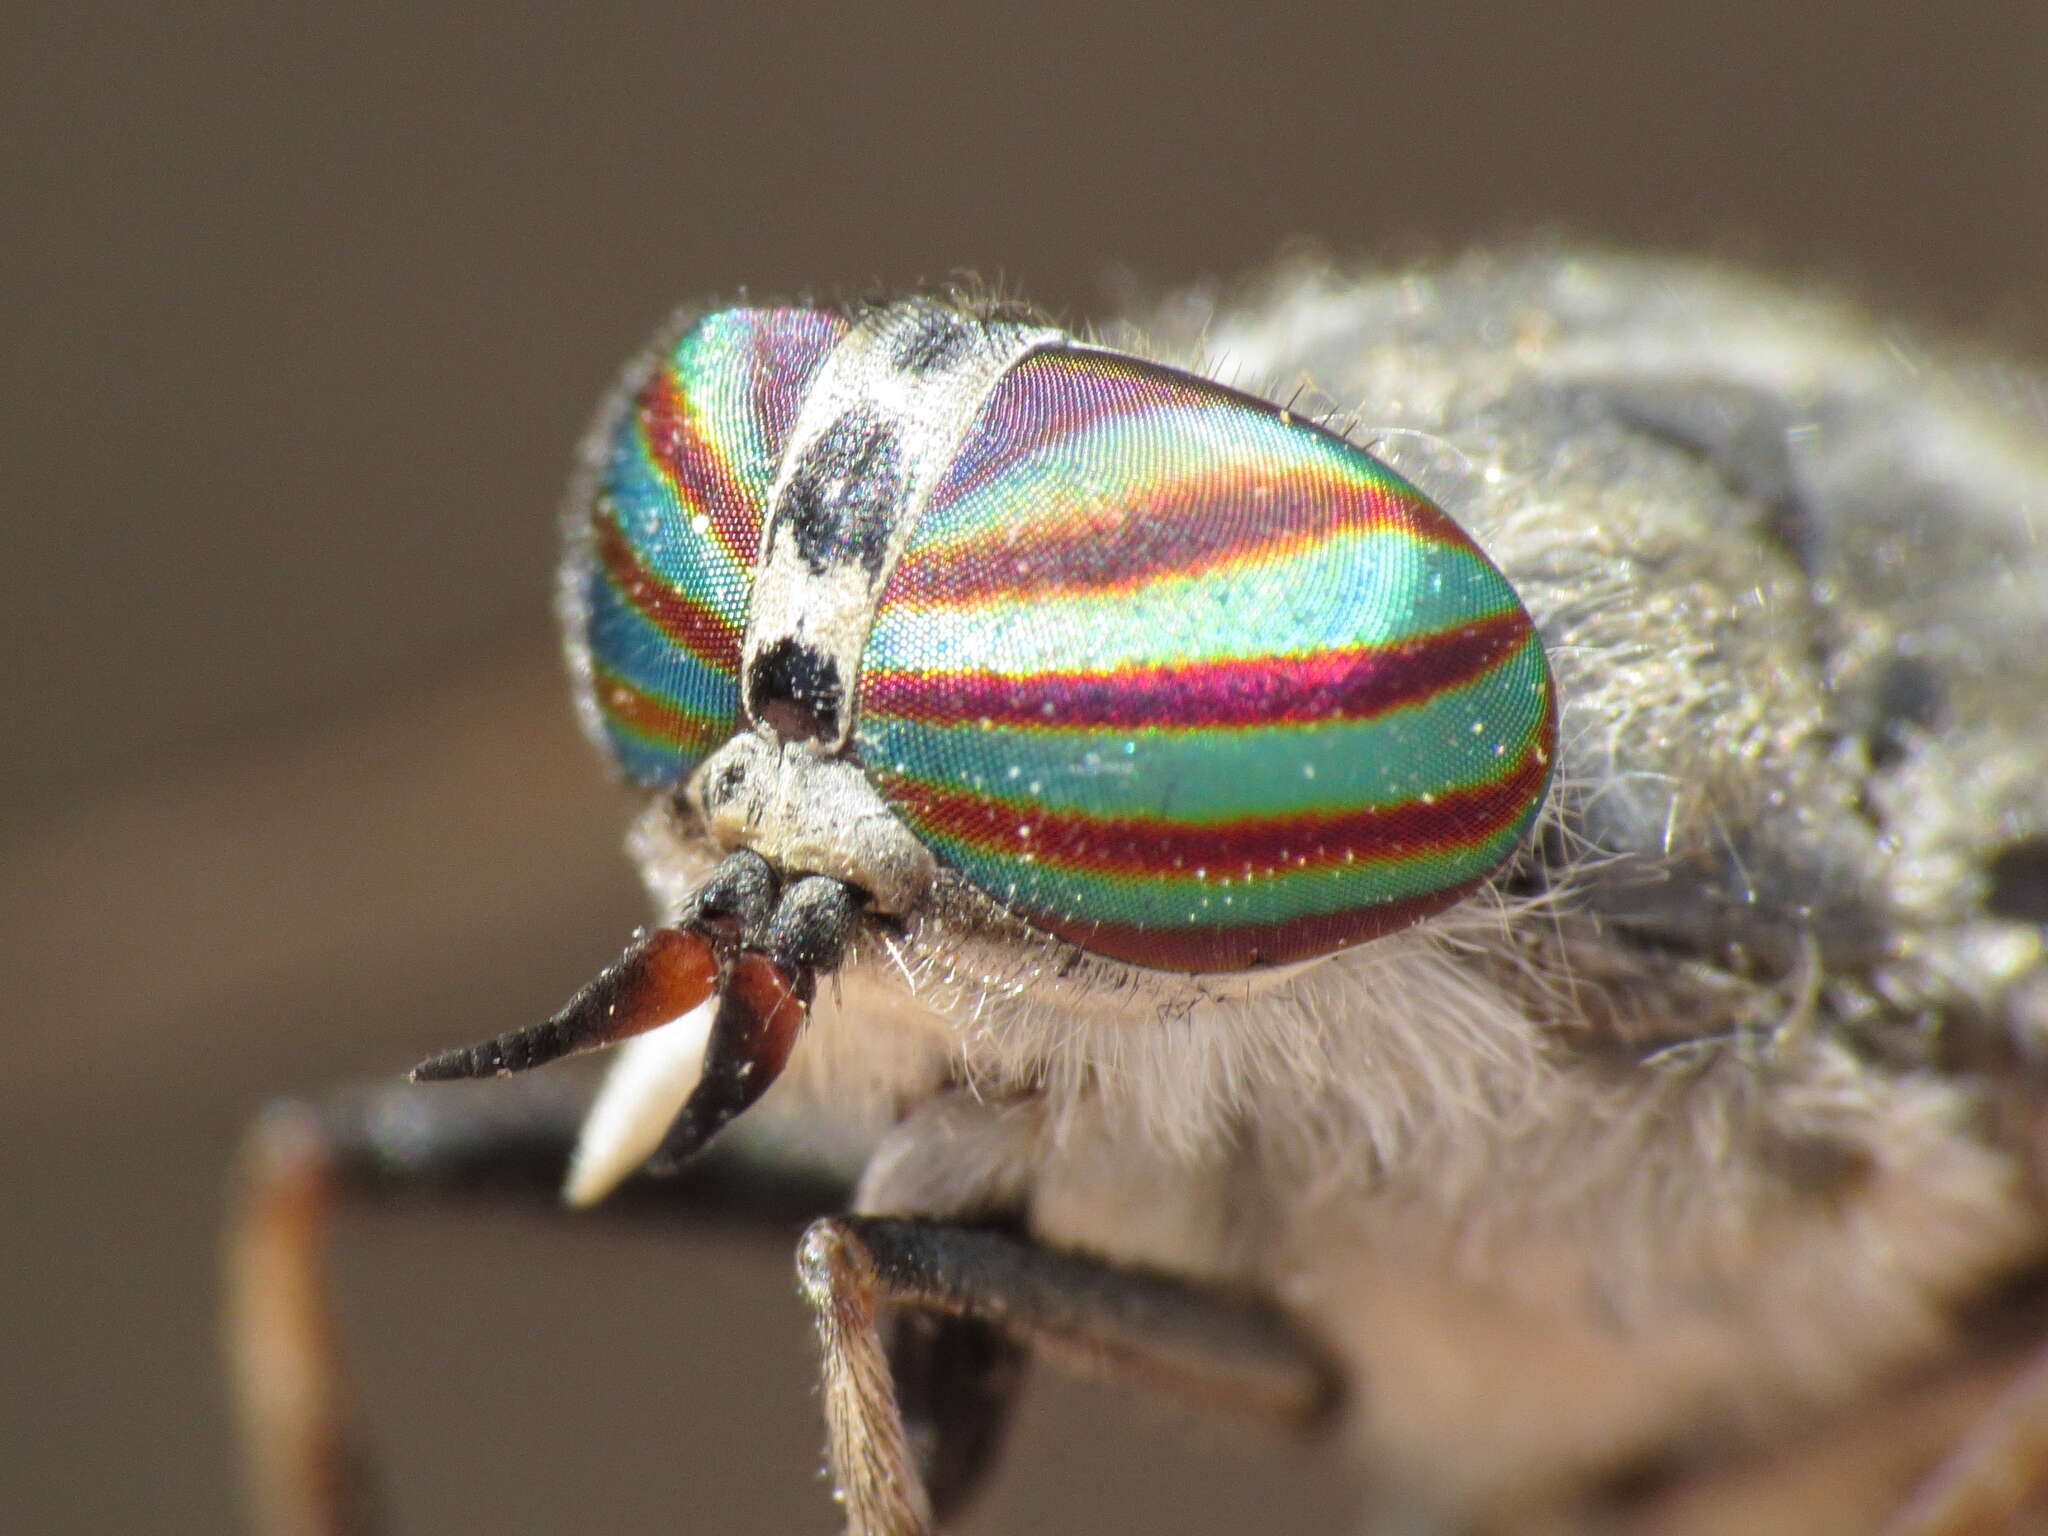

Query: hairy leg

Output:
[797, 1214, 1343, 1536]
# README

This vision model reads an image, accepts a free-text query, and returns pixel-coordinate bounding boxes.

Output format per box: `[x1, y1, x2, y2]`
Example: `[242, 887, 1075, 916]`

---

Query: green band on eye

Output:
[854, 346, 1554, 971]
[567, 308, 1554, 973]
[568, 307, 847, 785]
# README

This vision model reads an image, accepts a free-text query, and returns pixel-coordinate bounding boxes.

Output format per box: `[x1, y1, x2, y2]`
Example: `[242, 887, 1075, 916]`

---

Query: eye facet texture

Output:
[854, 348, 1555, 970]
[572, 307, 845, 784]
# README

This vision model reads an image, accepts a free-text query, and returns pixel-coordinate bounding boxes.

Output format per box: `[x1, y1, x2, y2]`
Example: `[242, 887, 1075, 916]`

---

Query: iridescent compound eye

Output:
[853, 348, 1555, 970]
[566, 300, 1554, 975]
[567, 307, 846, 784]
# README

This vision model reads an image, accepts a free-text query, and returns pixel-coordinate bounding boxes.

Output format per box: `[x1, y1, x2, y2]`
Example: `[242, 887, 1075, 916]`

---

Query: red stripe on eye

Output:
[863, 612, 1534, 731]
[883, 711, 1554, 881]
[888, 464, 1461, 607]
[592, 508, 744, 671]
[747, 312, 839, 450]
[636, 366, 761, 568]
[593, 665, 729, 756]
[924, 355, 1153, 505]
[1025, 883, 1488, 971]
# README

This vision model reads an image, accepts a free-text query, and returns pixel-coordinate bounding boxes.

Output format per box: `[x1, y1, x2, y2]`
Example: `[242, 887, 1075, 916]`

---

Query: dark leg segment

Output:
[233, 1085, 1341, 1536]
[797, 1216, 1343, 1536]
[881, 1310, 1027, 1528]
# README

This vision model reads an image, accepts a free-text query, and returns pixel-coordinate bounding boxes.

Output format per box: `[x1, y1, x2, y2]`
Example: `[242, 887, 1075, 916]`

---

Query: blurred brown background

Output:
[5, 4, 2045, 1532]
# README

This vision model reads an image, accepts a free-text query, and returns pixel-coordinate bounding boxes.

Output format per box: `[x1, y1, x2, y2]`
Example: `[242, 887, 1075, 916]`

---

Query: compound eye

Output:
[566, 308, 845, 786]
[854, 348, 1555, 972]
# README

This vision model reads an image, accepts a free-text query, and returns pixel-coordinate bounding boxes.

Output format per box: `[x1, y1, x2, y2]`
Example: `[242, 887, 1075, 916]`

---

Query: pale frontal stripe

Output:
[742, 302, 1062, 747]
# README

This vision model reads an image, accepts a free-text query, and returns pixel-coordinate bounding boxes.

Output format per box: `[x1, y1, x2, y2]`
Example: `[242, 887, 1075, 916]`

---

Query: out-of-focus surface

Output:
[4, 5, 2044, 1532]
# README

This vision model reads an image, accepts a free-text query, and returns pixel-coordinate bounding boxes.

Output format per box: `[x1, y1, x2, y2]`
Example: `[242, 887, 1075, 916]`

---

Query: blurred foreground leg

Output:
[1885, 1332, 2048, 1536]
[223, 1076, 844, 1536]
[226, 1100, 381, 1536]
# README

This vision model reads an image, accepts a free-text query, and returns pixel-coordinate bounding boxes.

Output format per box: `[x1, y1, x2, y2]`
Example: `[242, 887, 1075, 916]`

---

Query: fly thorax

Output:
[740, 298, 1059, 748]
[688, 730, 937, 916]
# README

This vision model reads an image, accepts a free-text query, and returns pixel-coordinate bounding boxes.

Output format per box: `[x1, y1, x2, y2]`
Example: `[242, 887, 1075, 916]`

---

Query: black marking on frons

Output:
[702, 757, 750, 812]
[779, 410, 905, 578]
[748, 637, 843, 742]
[891, 305, 981, 374]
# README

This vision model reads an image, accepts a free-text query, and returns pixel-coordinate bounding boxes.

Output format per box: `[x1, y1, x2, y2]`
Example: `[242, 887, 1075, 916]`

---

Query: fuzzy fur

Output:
[576, 247, 2048, 1526]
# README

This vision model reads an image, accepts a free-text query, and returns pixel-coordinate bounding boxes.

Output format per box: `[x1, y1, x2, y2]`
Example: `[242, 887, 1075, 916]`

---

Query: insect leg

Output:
[227, 1095, 387, 1536]
[878, 1308, 1027, 1527]
[1883, 1331, 2048, 1536]
[796, 1215, 1343, 1536]
[225, 1074, 849, 1536]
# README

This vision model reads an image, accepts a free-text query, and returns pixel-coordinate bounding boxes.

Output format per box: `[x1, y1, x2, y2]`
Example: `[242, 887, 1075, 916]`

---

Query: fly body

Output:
[232, 249, 2048, 1536]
